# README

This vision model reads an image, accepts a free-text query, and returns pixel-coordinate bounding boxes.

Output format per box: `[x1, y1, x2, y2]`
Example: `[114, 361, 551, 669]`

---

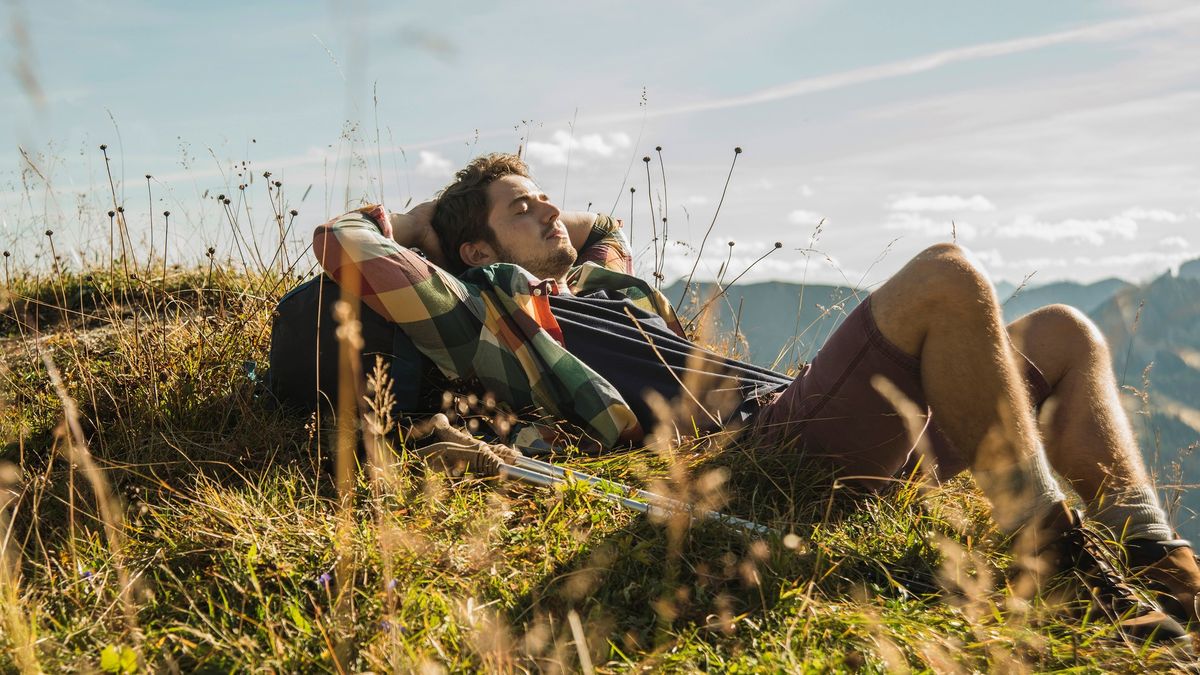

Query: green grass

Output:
[1, 260, 1193, 673]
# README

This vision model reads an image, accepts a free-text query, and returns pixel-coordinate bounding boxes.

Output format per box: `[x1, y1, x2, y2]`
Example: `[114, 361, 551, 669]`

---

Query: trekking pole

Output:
[510, 456, 777, 539]
[416, 414, 776, 539]
[497, 461, 675, 518]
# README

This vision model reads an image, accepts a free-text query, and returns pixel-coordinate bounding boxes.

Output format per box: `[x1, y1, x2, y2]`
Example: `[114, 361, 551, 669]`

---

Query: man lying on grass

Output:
[310, 152, 1200, 647]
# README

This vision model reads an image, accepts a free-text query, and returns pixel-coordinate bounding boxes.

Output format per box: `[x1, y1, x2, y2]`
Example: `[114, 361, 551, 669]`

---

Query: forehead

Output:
[486, 174, 539, 209]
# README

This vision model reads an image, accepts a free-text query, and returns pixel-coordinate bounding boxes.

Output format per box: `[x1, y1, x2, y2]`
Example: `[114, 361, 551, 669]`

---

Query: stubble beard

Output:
[494, 239, 577, 281]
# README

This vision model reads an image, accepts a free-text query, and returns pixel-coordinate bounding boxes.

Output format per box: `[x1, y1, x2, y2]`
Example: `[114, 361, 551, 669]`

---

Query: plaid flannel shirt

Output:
[312, 204, 685, 448]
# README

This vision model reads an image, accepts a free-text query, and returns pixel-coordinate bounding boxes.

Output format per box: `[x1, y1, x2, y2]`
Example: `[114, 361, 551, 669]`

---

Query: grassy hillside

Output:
[1, 260, 1196, 672]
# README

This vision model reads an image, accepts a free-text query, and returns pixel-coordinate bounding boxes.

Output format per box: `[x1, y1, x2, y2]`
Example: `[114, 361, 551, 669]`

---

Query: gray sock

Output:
[974, 449, 1067, 533]
[1089, 484, 1173, 542]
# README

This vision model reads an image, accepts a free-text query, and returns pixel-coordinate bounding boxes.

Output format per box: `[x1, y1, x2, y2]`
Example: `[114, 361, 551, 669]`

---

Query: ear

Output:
[459, 240, 497, 268]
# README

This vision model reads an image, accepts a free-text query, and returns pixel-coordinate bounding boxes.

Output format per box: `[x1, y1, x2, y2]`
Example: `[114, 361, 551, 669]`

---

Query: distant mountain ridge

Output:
[664, 275, 1140, 370]
[999, 278, 1135, 322]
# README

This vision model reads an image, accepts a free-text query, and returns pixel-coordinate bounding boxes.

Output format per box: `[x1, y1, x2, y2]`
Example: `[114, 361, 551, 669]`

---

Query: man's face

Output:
[481, 175, 576, 280]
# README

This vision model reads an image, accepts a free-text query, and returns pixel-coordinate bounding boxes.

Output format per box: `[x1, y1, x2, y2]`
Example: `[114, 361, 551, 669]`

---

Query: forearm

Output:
[387, 200, 444, 266]
[313, 213, 458, 319]
[573, 213, 632, 274]
[562, 211, 599, 252]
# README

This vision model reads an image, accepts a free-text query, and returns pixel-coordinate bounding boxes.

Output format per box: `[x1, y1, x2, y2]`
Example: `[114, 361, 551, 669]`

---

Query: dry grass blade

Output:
[41, 352, 142, 649]
[1, 461, 41, 674]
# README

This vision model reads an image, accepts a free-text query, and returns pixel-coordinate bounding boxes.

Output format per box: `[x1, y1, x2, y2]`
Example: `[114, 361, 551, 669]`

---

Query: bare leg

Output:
[1007, 307, 1200, 627]
[868, 243, 1057, 528]
[837, 245, 1190, 637]
[1005, 304, 1150, 505]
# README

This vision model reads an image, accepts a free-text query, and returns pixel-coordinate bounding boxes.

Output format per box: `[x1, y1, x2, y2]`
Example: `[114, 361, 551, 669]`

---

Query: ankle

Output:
[1088, 484, 1172, 542]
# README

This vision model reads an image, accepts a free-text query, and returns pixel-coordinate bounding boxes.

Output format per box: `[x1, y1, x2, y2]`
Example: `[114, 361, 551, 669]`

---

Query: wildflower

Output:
[317, 572, 332, 588]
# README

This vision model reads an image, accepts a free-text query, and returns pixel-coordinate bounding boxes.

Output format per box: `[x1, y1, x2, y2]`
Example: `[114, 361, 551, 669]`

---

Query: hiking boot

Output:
[1016, 503, 1191, 648]
[1126, 537, 1200, 629]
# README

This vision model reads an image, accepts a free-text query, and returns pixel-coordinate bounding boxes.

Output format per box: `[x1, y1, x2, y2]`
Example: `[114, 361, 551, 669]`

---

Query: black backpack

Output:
[267, 275, 445, 420]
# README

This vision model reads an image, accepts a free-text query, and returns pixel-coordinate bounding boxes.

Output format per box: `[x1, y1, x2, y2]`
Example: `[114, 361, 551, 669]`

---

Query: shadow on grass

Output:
[497, 438, 948, 669]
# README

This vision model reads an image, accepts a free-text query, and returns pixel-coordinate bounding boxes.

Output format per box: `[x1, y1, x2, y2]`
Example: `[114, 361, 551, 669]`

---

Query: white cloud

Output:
[884, 212, 977, 239]
[1122, 207, 1185, 223]
[525, 130, 632, 166]
[888, 194, 996, 212]
[416, 150, 452, 178]
[799, 184, 815, 198]
[1159, 235, 1190, 248]
[996, 214, 1138, 245]
[979, 250, 1197, 283]
[683, 195, 710, 206]
[973, 248, 1005, 268]
[787, 209, 827, 225]
[1083, 250, 1198, 270]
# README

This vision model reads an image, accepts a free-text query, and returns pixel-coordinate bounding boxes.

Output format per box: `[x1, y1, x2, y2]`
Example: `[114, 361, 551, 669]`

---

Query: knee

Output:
[1022, 304, 1109, 358]
[903, 243, 998, 314]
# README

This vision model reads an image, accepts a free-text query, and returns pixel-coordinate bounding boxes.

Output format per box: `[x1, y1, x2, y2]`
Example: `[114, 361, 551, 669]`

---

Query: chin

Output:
[525, 247, 577, 280]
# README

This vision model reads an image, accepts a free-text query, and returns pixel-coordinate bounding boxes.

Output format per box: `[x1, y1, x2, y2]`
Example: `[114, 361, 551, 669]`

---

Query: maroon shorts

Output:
[750, 295, 1052, 484]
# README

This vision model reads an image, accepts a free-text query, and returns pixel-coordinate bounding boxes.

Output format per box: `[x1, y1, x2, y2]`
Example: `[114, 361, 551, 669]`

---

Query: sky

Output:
[3, 0, 1199, 288]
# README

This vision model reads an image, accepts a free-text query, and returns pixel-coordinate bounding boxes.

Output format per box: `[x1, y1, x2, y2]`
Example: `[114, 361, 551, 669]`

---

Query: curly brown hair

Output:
[431, 153, 532, 273]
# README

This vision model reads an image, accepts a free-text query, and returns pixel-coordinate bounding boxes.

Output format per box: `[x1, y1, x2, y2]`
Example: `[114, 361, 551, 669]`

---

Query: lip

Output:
[546, 226, 568, 240]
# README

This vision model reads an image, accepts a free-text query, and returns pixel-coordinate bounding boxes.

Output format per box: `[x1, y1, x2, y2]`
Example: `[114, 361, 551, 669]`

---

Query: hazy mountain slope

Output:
[663, 280, 865, 372]
[665, 276, 1133, 369]
[999, 278, 1134, 322]
[1088, 274, 1200, 535]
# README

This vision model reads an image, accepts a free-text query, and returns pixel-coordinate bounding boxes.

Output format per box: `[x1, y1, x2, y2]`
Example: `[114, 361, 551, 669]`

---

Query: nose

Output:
[538, 197, 561, 223]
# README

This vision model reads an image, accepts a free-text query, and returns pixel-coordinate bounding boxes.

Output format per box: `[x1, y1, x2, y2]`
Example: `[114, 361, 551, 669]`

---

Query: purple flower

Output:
[81, 570, 94, 579]
[379, 620, 407, 635]
[317, 573, 332, 587]
[386, 579, 397, 592]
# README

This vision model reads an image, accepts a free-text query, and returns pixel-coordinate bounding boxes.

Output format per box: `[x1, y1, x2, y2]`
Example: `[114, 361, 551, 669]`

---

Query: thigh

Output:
[914, 331, 1053, 481]
[752, 295, 1054, 485]
[752, 295, 932, 485]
